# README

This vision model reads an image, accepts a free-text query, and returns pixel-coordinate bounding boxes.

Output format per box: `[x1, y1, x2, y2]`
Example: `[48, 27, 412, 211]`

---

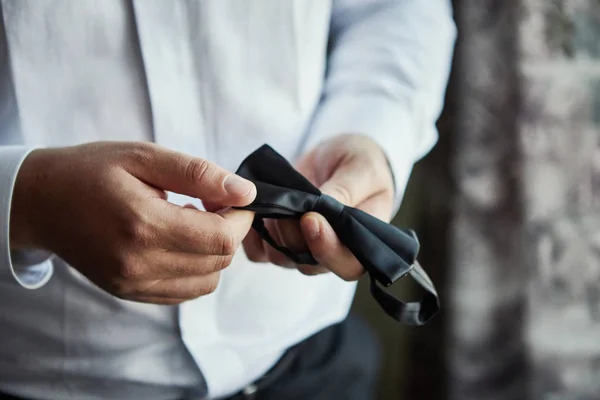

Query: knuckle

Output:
[128, 143, 156, 166]
[214, 230, 239, 256]
[328, 184, 353, 206]
[121, 209, 155, 246]
[185, 158, 211, 185]
[111, 250, 146, 281]
[116, 258, 142, 280]
[212, 255, 233, 272]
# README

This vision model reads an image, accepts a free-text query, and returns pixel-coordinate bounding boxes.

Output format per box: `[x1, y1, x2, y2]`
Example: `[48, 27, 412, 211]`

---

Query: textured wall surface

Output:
[521, 0, 600, 399]
[354, 1, 600, 399]
[446, 1, 600, 399]
[447, 2, 528, 400]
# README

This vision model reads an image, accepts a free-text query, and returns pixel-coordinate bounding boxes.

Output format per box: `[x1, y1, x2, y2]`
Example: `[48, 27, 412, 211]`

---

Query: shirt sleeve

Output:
[1, 146, 53, 289]
[300, 0, 457, 211]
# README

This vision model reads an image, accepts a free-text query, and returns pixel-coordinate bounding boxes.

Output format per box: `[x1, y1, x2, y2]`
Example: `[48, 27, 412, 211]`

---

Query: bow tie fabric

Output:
[234, 145, 439, 326]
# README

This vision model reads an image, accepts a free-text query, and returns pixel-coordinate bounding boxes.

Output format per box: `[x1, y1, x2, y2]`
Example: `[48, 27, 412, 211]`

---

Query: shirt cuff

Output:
[1, 146, 54, 289]
[300, 93, 438, 214]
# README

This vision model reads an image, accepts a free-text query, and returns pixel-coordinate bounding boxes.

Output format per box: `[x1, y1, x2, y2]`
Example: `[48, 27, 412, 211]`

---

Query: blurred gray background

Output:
[351, 1, 600, 399]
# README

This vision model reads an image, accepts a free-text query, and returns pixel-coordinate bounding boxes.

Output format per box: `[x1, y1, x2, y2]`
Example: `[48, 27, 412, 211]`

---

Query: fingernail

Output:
[303, 216, 321, 240]
[224, 175, 254, 197]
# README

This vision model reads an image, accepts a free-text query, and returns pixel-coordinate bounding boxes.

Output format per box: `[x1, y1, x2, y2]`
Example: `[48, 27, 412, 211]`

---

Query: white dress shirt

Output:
[0, 1, 456, 399]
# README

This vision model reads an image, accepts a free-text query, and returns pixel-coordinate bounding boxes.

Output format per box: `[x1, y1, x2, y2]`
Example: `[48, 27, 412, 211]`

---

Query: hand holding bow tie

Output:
[241, 134, 395, 281]
[229, 135, 439, 325]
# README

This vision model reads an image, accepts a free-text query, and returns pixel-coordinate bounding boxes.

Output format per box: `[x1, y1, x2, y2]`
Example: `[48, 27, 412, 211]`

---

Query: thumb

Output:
[126, 144, 256, 207]
[318, 159, 378, 208]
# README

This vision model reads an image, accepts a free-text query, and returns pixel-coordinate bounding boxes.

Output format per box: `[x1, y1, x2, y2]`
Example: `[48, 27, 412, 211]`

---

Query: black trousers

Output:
[225, 313, 381, 400]
[0, 314, 381, 400]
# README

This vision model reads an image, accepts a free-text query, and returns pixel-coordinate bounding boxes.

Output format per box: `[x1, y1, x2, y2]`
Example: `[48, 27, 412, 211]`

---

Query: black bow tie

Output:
[235, 145, 439, 326]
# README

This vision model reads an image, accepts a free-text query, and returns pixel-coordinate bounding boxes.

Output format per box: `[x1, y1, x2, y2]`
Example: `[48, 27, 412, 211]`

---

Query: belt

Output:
[224, 347, 299, 400]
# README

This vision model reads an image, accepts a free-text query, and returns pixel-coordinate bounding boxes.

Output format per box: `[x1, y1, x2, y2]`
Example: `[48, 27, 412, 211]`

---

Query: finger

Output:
[275, 219, 307, 253]
[126, 143, 256, 207]
[243, 229, 269, 263]
[296, 264, 330, 276]
[319, 154, 392, 208]
[266, 245, 295, 268]
[119, 251, 232, 280]
[265, 220, 295, 268]
[272, 219, 309, 269]
[157, 206, 254, 255]
[131, 272, 221, 299]
[300, 212, 364, 281]
[126, 296, 188, 305]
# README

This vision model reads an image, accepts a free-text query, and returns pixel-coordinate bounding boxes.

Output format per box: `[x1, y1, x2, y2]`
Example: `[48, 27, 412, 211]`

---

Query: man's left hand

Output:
[242, 134, 395, 281]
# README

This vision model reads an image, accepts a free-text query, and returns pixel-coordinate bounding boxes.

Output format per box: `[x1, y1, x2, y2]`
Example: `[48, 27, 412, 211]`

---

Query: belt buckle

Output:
[241, 383, 258, 399]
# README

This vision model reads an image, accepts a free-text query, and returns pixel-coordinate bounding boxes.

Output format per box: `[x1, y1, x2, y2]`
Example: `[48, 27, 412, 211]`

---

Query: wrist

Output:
[9, 148, 51, 251]
[343, 133, 396, 195]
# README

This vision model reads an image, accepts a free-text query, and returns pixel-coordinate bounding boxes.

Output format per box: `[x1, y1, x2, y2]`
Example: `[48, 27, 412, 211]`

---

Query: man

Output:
[0, 1, 455, 399]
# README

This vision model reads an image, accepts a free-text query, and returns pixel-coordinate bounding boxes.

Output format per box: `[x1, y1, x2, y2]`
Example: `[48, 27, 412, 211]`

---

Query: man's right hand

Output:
[8, 141, 256, 305]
